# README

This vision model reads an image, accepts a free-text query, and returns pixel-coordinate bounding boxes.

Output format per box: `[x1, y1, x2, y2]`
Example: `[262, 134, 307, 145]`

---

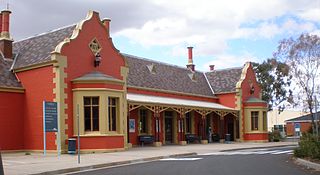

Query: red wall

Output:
[286, 122, 311, 136]
[60, 12, 126, 148]
[17, 66, 56, 150]
[216, 93, 236, 108]
[0, 92, 25, 150]
[244, 133, 268, 141]
[240, 64, 261, 102]
[76, 136, 124, 149]
[129, 110, 139, 145]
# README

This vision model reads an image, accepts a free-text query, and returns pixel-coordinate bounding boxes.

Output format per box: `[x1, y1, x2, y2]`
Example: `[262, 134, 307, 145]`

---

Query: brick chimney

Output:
[186, 46, 195, 71]
[209, 65, 215, 71]
[0, 9, 13, 59]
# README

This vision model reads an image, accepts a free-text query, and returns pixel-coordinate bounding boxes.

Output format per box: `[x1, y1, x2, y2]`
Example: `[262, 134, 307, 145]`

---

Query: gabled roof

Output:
[285, 112, 320, 122]
[12, 25, 76, 69]
[205, 67, 243, 94]
[124, 54, 214, 97]
[0, 57, 22, 88]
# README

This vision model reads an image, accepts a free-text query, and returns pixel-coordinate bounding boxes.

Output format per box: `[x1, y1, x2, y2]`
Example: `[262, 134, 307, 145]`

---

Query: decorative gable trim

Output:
[53, 10, 96, 54]
[188, 72, 197, 82]
[236, 62, 251, 89]
[146, 64, 156, 74]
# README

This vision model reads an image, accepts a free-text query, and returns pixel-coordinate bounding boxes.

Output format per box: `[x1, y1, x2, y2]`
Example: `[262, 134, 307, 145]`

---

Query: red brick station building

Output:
[0, 10, 268, 152]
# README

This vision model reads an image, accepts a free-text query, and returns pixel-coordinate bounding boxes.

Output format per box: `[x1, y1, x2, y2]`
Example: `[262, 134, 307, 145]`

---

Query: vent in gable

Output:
[188, 72, 197, 82]
[147, 64, 156, 74]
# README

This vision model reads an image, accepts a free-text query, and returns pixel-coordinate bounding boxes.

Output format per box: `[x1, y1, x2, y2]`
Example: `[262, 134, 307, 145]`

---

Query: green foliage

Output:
[268, 130, 282, 142]
[252, 59, 292, 111]
[294, 132, 320, 160]
[274, 33, 320, 131]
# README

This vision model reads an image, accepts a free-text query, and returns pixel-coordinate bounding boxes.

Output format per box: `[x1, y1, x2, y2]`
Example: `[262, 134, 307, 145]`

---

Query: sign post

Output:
[43, 101, 59, 156]
[77, 104, 80, 164]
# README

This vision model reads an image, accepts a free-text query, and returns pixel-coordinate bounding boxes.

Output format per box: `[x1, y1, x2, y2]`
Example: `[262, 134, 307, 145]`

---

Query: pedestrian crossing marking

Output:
[199, 149, 293, 156]
[271, 150, 293, 155]
[160, 158, 203, 161]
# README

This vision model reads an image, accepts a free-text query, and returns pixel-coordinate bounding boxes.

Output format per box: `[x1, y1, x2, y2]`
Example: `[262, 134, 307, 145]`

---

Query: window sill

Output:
[246, 131, 268, 134]
[74, 133, 124, 137]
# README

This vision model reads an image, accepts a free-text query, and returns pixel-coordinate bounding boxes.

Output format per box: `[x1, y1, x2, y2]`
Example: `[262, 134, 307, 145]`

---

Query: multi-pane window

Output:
[185, 112, 192, 133]
[251, 111, 259, 131]
[108, 97, 118, 131]
[84, 97, 99, 132]
[263, 112, 267, 131]
[139, 109, 148, 133]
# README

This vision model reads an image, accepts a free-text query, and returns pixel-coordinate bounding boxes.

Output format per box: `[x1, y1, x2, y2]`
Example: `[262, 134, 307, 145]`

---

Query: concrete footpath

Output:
[2, 142, 298, 175]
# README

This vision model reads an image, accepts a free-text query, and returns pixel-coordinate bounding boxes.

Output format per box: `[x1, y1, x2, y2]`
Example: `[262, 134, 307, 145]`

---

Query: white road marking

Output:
[271, 150, 293, 155]
[199, 149, 294, 156]
[160, 158, 203, 161]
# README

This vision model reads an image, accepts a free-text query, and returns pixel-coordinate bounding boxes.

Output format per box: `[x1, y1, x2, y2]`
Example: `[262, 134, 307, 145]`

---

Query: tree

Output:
[252, 59, 292, 111]
[274, 33, 320, 133]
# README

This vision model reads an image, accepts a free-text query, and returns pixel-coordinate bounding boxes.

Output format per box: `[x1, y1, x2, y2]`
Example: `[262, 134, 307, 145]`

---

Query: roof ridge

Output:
[122, 53, 205, 74]
[206, 66, 244, 73]
[13, 23, 76, 44]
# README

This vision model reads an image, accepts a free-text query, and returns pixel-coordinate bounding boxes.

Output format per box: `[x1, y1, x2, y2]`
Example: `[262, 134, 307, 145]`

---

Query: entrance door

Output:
[227, 121, 234, 141]
[165, 112, 173, 144]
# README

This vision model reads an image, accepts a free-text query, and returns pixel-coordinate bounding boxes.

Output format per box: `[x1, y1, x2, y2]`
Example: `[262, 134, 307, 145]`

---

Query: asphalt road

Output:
[69, 146, 319, 175]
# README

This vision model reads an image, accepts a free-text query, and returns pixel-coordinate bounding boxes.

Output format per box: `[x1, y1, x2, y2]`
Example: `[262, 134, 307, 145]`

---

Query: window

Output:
[251, 111, 259, 131]
[263, 112, 267, 131]
[185, 112, 192, 133]
[108, 97, 118, 131]
[84, 97, 99, 132]
[139, 109, 148, 133]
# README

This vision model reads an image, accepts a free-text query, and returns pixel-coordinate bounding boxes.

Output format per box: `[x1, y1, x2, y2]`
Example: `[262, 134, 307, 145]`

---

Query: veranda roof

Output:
[127, 93, 236, 111]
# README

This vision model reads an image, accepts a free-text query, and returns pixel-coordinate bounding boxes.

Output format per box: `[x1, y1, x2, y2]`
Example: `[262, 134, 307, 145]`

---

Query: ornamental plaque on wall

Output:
[89, 38, 102, 55]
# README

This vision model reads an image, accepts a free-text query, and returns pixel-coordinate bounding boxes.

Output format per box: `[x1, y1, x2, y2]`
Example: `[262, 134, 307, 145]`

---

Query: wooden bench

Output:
[138, 135, 154, 146]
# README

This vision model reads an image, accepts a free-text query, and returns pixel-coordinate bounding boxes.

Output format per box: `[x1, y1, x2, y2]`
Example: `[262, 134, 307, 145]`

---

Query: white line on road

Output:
[160, 158, 203, 161]
[271, 150, 293, 155]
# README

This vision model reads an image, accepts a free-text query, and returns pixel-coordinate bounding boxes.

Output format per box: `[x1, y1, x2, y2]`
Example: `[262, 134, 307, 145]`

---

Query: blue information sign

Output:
[44, 101, 58, 132]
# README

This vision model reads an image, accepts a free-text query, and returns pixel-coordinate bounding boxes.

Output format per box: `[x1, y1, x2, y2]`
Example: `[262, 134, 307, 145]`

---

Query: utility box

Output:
[68, 138, 76, 154]
[225, 134, 231, 144]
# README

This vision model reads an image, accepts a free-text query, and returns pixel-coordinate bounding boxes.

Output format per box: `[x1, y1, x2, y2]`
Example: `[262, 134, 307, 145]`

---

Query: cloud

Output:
[202, 52, 260, 70]
[8, 0, 319, 62]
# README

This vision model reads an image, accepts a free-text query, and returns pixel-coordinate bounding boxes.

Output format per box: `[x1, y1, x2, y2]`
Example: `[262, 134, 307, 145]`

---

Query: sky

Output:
[6, 0, 320, 71]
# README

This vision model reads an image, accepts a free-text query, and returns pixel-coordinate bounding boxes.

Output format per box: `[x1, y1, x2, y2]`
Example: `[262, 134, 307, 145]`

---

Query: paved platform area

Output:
[2, 142, 298, 175]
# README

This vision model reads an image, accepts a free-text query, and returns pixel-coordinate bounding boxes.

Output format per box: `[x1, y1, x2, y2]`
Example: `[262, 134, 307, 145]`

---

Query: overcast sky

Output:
[7, 0, 320, 71]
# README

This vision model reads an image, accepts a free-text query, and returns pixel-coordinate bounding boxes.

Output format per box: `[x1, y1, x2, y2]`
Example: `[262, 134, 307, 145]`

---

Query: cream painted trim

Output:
[73, 90, 126, 136]
[0, 86, 25, 93]
[245, 131, 268, 134]
[128, 85, 218, 99]
[73, 88, 125, 93]
[235, 62, 250, 89]
[13, 61, 55, 73]
[53, 11, 95, 54]
[244, 108, 268, 133]
[72, 79, 124, 85]
[72, 133, 124, 137]
[214, 91, 237, 95]
[128, 101, 237, 113]
[52, 53, 68, 151]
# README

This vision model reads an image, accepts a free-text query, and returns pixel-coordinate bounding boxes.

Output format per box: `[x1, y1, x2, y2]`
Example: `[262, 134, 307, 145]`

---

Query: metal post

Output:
[43, 101, 46, 156]
[77, 104, 80, 164]
[57, 102, 61, 157]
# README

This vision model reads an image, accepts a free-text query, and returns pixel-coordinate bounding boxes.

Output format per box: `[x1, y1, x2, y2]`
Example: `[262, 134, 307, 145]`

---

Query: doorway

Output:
[227, 120, 234, 141]
[165, 111, 173, 144]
